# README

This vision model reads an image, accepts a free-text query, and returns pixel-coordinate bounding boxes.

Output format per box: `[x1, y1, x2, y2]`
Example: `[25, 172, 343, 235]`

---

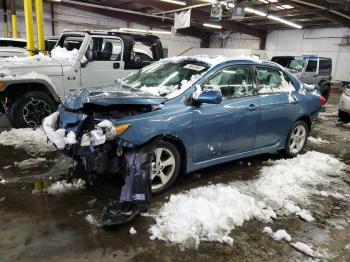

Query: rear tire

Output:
[8, 90, 57, 128]
[282, 120, 309, 158]
[339, 110, 350, 123]
[150, 140, 181, 195]
[319, 84, 330, 102]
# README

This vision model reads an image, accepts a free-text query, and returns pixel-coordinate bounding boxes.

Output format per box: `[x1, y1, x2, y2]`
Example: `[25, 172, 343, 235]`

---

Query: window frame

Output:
[89, 35, 124, 62]
[252, 65, 296, 95]
[201, 64, 257, 101]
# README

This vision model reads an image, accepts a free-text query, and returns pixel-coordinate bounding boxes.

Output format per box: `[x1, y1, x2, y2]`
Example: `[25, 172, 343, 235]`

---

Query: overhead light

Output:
[148, 30, 172, 35]
[267, 14, 302, 29]
[160, 0, 186, 6]
[281, 4, 294, 9]
[119, 28, 172, 35]
[268, 0, 278, 3]
[258, 0, 269, 3]
[119, 28, 148, 33]
[203, 23, 222, 29]
[244, 7, 267, 17]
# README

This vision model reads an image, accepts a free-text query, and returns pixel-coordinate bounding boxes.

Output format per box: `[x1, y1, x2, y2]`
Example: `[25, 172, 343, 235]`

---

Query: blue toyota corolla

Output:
[44, 56, 324, 194]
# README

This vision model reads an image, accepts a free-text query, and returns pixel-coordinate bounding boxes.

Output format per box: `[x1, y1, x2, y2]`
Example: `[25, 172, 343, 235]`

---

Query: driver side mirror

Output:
[195, 90, 222, 105]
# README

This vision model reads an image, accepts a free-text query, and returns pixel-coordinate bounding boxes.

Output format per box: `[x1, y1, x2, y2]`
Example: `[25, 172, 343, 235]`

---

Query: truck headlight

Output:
[115, 124, 131, 135]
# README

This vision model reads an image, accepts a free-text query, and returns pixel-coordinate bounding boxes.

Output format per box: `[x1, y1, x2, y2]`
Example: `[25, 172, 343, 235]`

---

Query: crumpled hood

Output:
[62, 82, 166, 110]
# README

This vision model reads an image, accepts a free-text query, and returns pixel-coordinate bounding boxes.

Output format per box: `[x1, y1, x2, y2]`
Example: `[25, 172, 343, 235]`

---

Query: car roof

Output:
[60, 30, 161, 40]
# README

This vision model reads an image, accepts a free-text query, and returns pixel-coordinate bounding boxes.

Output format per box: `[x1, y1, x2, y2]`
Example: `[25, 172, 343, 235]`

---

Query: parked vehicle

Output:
[0, 30, 164, 127]
[339, 81, 350, 122]
[271, 55, 332, 101]
[43, 56, 324, 194]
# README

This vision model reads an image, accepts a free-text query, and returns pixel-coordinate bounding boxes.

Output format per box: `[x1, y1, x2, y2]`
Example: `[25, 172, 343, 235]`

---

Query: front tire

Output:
[151, 140, 181, 195]
[8, 91, 57, 128]
[339, 110, 350, 123]
[319, 84, 330, 102]
[283, 121, 309, 158]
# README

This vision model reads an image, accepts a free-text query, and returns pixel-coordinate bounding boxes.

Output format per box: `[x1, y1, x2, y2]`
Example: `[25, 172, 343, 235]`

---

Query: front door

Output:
[192, 65, 260, 163]
[80, 36, 131, 87]
[301, 58, 318, 85]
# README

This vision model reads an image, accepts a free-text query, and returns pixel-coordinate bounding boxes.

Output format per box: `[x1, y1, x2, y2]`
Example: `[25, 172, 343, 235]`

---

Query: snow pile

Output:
[296, 209, 315, 222]
[85, 214, 98, 226]
[47, 179, 85, 194]
[272, 230, 292, 242]
[290, 242, 314, 257]
[129, 227, 137, 235]
[149, 151, 346, 248]
[43, 112, 77, 149]
[0, 128, 56, 154]
[308, 136, 329, 145]
[51, 46, 79, 63]
[14, 157, 46, 170]
[0, 52, 51, 63]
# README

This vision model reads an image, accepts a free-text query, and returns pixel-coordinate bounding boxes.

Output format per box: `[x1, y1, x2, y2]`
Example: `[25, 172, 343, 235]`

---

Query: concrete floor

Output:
[0, 97, 349, 262]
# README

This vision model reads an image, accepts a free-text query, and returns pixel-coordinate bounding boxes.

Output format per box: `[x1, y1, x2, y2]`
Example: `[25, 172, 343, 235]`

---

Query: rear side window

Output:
[203, 65, 254, 99]
[255, 66, 295, 94]
[305, 59, 317, 72]
[319, 59, 332, 75]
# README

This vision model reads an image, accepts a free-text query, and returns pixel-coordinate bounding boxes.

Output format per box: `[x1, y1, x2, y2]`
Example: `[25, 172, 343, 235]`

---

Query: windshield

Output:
[288, 58, 305, 72]
[122, 59, 210, 97]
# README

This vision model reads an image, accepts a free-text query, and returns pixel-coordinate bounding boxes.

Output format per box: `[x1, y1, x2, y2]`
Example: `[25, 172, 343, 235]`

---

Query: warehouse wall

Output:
[265, 28, 350, 81]
[209, 32, 261, 50]
[0, 3, 201, 57]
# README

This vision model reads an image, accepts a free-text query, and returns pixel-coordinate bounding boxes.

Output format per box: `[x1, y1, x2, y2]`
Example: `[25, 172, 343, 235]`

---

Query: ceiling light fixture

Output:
[244, 7, 267, 17]
[203, 23, 223, 29]
[160, 0, 186, 6]
[267, 14, 302, 29]
[119, 28, 172, 35]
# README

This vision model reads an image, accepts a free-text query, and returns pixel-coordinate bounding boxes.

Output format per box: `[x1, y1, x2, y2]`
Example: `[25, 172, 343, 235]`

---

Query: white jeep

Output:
[0, 30, 164, 127]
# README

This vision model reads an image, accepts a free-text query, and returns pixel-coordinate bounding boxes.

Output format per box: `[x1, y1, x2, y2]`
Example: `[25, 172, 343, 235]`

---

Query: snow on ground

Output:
[149, 151, 347, 249]
[129, 227, 137, 235]
[46, 179, 85, 194]
[308, 136, 330, 145]
[14, 158, 46, 170]
[85, 214, 98, 226]
[272, 230, 292, 242]
[0, 128, 56, 154]
[290, 242, 315, 257]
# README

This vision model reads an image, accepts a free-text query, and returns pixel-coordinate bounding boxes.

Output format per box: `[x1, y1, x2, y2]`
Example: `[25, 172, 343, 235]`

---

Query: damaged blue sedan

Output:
[44, 56, 325, 195]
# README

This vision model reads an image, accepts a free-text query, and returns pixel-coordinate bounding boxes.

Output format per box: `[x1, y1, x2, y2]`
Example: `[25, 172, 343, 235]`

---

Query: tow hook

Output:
[117, 147, 123, 157]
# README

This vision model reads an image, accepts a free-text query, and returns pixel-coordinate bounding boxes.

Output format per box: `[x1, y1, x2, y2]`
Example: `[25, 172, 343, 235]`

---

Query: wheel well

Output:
[3, 83, 59, 104]
[296, 116, 311, 132]
[150, 134, 187, 175]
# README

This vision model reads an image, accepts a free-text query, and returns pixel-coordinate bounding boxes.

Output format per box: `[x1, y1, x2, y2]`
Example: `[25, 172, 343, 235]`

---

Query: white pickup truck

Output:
[0, 30, 164, 127]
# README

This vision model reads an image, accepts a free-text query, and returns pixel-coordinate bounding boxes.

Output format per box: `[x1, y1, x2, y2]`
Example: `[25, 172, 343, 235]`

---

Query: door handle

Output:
[247, 104, 259, 111]
[113, 63, 120, 69]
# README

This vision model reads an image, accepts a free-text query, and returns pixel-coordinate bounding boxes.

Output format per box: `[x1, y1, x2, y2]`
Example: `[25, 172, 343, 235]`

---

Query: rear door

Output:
[192, 65, 260, 163]
[80, 36, 131, 87]
[253, 66, 300, 149]
[302, 58, 318, 85]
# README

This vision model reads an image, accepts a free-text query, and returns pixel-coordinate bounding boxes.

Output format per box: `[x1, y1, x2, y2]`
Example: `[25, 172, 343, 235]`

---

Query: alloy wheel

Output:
[23, 98, 52, 127]
[151, 147, 176, 191]
[289, 125, 307, 154]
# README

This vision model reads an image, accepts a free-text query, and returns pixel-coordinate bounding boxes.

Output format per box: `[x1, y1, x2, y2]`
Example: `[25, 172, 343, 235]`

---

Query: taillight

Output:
[320, 96, 326, 105]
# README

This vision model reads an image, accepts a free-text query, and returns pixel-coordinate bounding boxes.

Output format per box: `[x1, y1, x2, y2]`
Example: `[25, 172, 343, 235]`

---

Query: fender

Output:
[0, 78, 60, 102]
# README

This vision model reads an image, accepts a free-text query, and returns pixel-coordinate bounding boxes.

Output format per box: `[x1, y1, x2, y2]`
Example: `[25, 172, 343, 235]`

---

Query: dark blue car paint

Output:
[59, 59, 321, 174]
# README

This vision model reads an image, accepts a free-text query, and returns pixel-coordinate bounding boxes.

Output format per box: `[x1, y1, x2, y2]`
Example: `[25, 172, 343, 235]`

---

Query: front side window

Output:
[203, 65, 254, 99]
[255, 66, 295, 94]
[305, 59, 317, 72]
[88, 37, 122, 61]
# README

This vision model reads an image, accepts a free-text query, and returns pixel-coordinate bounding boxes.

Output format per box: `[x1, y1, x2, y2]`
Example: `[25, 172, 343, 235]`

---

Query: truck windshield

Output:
[122, 59, 210, 97]
[56, 35, 84, 51]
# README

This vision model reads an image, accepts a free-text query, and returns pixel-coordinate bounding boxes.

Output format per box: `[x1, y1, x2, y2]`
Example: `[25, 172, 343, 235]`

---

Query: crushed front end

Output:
[43, 103, 154, 177]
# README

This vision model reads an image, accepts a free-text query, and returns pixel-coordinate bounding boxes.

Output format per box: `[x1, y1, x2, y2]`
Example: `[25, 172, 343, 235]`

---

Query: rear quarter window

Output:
[319, 59, 332, 75]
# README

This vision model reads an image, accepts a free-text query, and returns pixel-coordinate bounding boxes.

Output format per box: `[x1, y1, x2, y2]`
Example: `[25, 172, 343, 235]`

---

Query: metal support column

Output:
[3, 0, 8, 37]
[23, 0, 35, 55]
[11, 0, 17, 38]
[35, 0, 45, 53]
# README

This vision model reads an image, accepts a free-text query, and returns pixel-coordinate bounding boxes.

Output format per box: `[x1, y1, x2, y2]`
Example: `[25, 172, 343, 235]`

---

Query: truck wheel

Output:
[9, 91, 57, 128]
[319, 84, 330, 102]
[339, 110, 350, 123]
